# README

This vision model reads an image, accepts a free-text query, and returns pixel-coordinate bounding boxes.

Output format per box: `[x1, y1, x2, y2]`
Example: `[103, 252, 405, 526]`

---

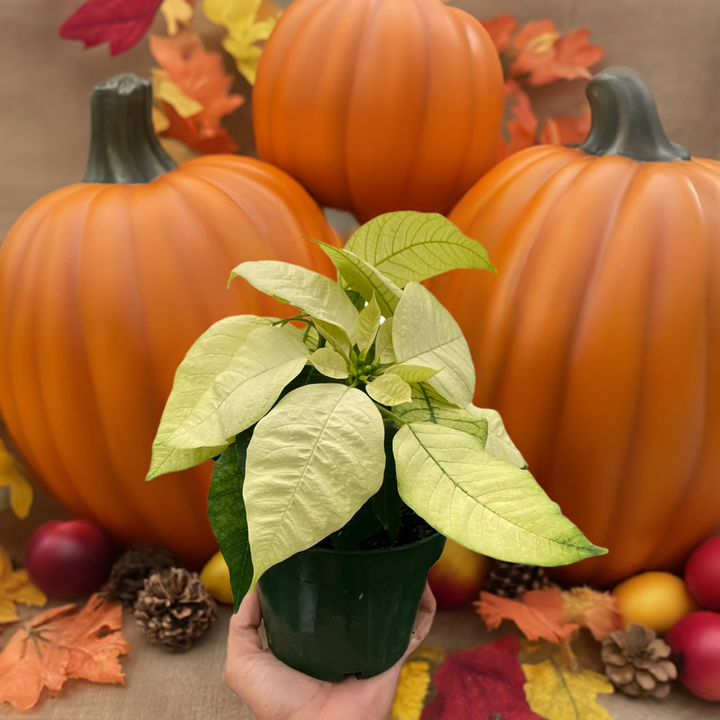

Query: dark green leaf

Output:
[208, 429, 254, 612]
[331, 500, 382, 551]
[372, 426, 403, 540]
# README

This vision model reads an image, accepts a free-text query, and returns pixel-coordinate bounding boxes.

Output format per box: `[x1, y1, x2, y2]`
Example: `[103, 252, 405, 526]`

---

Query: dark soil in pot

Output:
[258, 510, 446, 682]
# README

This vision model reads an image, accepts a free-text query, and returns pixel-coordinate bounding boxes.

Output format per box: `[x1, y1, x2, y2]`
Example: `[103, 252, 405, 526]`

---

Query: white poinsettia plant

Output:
[147, 211, 605, 609]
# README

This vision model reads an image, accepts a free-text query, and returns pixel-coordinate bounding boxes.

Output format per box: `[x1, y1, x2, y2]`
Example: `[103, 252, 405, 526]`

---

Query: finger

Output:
[228, 586, 265, 654]
[404, 583, 437, 657]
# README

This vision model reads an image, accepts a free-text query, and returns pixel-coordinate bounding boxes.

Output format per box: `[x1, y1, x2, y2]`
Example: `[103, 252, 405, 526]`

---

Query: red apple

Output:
[25, 519, 119, 599]
[685, 536, 720, 611]
[428, 539, 490, 610]
[666, 611, 720, 702]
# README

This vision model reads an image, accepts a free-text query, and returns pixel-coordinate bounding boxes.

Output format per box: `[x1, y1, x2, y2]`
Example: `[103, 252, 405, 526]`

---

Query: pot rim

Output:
[304, 529, 445, 558]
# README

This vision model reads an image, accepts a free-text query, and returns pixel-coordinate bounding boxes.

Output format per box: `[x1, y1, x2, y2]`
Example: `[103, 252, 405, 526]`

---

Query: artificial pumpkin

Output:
[0, 74, 339, 567]
[428, 67, 720, 587]
[253, 0, 504, 223]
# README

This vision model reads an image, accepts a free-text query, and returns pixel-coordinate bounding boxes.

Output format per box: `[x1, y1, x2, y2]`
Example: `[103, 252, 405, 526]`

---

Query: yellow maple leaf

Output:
[0, 545, 47, 625]
[523, 658, 614, 720]
[204, 0, 281, 84]
[151, 70, 204, 118]
[0, 441, 32, 520]
[161, 0, 194, 36]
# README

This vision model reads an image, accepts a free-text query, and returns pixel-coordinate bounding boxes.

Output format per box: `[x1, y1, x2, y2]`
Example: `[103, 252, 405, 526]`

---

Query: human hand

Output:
[225, 583, 437, 720]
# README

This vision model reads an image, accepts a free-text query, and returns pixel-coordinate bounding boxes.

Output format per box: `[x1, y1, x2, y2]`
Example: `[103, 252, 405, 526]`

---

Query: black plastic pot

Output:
[258, 532, 446, 681]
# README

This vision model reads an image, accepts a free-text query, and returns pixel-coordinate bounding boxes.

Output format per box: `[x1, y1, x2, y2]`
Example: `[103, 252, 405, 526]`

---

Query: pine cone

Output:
[107, 545, 183, 608]
[134, 567, 217, 652]
[484, 561, 552, 599]
[602, 624, 677, 698]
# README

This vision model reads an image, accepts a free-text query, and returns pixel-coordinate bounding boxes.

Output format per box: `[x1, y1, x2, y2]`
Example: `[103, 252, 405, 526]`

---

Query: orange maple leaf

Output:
[150, 31, 243, 129]
[160, 101, 239, 154]
[540, 110, 592, 146]
[511, 20, 603, 87]
[562, 586, 622, 641]
[476, 588, 579, 643]
[0, 595, 130, 711]
[496, 81, 538, 161]
[480, 13, 519, 53]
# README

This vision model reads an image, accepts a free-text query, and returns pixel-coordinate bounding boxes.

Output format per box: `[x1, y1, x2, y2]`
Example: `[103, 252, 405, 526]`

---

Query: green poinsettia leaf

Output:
[393, 423, 606, 566]
[393, 282, 475, 406]
[345, 211, 496, 287]
[355, 295, 382, 354]
[386, 364, 441, 383]
[309, 238, 403, 317]
[310, 347, 349, 379]
[147, 315, 272, 481]
[393, 386, 489, 446]
[208, 432, 254, 612]
[168, 325, 309, 449]
[244, 384, 385, 586]
[372, 428, 403, 540]
[464, 404, 528, 469]
[230, 260, 359, 338]
[375, 318, 395, 364]
[366, 374, 412, 406]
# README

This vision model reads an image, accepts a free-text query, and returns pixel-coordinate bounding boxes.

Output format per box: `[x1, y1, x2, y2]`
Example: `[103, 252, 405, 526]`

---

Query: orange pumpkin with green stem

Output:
[428, 67, 720, 587]
[0, 74, 339, 567]
[253, 0, 504, 222]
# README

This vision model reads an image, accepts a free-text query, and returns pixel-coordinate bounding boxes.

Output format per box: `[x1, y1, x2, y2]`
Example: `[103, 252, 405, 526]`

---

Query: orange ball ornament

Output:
[428, 67, 720, 587]
[253, 0, 504, 222]
[0, 75, 339, 567]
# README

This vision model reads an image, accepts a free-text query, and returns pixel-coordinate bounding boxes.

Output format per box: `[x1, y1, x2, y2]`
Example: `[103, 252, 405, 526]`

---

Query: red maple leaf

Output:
[60, 0, 164, 56]
[421, 635, 544, 720]
[480, 13, 519, 53]
[160, 102, 239, 155]
[540, 110, 592, 146]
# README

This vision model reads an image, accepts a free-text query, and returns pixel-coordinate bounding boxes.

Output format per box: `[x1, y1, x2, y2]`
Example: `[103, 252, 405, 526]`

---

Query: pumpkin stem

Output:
[578, 67, 690, 163]
[83, 74, 177, 184]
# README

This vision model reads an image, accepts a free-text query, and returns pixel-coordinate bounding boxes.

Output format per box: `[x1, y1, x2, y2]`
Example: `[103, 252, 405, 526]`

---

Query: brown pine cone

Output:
[134, 567, 217, 652]
[602, 624, 677, 698]
[484, 560, 553, 599]
[107, 545, 183, 608]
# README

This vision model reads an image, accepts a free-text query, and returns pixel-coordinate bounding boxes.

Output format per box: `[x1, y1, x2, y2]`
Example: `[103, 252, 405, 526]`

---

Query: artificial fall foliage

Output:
[60, 0, 165, 56]
[150, 31, 244, 153]
[420, 635, 543, 720]
[0, 546, 46, 625]
[0, 440, 33, 520]
[476, 586, 621, 644]
[392, 646, 446, 720]
[161, 0, 195, 36]
[523, 659, 614, 720]
[0, 595, 130, 711]
[481, 13, 604, 160]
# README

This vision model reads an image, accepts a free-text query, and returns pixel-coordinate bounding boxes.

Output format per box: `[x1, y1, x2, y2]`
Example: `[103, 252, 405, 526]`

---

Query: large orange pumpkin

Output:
[428, 67, 720, 587]
[0, 75, 339, 567]
[253, 0, 504, 223]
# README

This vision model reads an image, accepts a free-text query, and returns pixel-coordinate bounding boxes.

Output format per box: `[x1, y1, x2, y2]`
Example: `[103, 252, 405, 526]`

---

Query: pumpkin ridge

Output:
[76, 185, 161, 529]
[631, 166, 714, 571]
[547, 161, 641, 577]
[487, 157, 595, 414]
[581, 168, 701, 584]
[1, 186, 103, 517]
